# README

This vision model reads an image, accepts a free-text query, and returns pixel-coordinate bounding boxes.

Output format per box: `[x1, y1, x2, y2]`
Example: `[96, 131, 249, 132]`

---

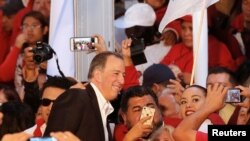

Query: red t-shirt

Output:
[196, 131, 208, 141]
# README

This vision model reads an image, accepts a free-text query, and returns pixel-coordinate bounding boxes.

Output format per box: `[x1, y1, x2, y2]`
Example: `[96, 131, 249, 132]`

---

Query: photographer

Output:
[14, 11, 49, 114]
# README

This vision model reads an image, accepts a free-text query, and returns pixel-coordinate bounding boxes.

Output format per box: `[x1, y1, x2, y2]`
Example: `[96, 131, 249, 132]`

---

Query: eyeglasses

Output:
[21, 24, 41, 30]
[41, 98, 55, 106]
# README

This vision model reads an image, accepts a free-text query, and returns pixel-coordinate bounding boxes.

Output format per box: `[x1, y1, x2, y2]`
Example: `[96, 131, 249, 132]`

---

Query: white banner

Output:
[47, 0, 74, 77]
[159, 0, 218, 32]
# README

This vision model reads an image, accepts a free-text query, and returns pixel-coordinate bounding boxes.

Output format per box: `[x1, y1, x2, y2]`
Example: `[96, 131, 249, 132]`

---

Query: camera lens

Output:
[32, 41, 53, 64]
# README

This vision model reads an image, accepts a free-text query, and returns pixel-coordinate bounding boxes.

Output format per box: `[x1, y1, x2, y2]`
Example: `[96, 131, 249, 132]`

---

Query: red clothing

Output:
[196, 131, 207, 141]
[163, 117, 182, 128]
[160, 42, 193, 73]
[208, 36, 237, 71]
[113, 123, 128, 141]
[0, 29, 12, 64]
[231, 14, 244, 32]
[123, 65, 140, 90]
[160, 36, 237, 73]
[207, 113, 225, 125]
[155, 6, 167, 28]
[10, 7, 32, 46]
[0, 46, 21, 82]
[0, 11, 12, 64]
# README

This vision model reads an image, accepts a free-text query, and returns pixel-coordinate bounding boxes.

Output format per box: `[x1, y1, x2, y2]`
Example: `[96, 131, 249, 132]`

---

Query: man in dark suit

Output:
[44, 51, 125, 141]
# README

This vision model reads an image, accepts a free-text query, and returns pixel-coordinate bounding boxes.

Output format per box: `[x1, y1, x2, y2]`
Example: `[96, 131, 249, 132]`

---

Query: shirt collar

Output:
[90, 83, 114, 116]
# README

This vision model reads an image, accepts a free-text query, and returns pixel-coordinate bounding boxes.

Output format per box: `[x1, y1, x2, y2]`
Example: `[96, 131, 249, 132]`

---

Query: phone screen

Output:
[70, 37, 98, 51]
[225, 88, 242, 103]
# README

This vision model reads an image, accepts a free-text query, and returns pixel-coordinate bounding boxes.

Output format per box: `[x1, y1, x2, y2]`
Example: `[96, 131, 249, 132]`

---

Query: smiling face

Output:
[180, 86, 206, 118]
[93, 55, 125, 101]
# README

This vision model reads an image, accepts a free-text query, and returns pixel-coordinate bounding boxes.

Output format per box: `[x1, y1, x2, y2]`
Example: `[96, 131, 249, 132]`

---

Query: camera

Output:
[130, 38, 147, 65]
[32, 41, 53, 64]
[225, 88, 242, 103]
[70, 37, 98, 51]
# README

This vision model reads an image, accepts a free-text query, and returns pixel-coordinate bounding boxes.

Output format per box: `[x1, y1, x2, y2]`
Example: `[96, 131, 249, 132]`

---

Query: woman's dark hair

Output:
[0, 101, 35, 138]
[185, 84, 207, 96]
[0, 84, 21, 102]
[21, 11, 48, 29]
[21, 11, 49, 43]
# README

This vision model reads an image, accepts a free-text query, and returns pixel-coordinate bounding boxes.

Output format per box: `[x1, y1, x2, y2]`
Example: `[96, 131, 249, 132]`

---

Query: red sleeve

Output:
[113, 123, 128, 141]
[208, 113, 225, 125]
[160, 47, 174, 66]
[208, 36, 237, 71]
[10, 8, 32, 46]
[123, 65, 140, 90]
[196, 131, 207, 141]
[0, 46, 21, 82]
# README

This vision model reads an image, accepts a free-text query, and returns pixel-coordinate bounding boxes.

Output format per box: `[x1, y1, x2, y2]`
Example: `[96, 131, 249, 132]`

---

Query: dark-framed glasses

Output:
[21, 24, 41, 30]
[41, 98, 55, 106]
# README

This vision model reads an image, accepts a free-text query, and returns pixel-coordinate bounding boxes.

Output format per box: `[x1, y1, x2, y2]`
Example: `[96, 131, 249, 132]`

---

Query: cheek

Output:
[194, 101, 205, 110]
[128, 113, 141, 126]
[180, 105, 186, 117]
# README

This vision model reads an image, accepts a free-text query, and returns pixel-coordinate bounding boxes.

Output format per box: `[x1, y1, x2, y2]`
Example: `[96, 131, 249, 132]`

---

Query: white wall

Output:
[74, 0, 115, 81]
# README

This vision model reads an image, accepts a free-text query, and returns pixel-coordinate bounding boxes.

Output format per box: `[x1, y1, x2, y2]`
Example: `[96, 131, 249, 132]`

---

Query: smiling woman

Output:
[180, 85, 225, 133]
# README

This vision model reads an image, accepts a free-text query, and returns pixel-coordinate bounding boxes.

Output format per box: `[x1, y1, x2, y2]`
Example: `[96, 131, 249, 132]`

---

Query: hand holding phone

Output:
[140, 106, 155, 125]
[70, 37, 98, 52]
[225, 88, 242, 103]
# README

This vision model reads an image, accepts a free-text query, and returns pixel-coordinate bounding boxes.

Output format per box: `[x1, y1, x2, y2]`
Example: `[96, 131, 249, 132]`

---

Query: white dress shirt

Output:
[90, 83, 114, 141]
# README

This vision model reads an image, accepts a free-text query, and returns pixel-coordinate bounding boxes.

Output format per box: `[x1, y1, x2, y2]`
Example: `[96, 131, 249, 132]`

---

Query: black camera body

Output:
[130, 38, 147, 65]
[32, 41, 53, 64]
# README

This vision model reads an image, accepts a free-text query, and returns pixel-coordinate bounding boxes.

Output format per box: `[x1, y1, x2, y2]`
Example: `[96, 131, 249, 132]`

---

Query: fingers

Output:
[15, 33, 27, 48]
[50, 131, 80, 141]
[92, 34, 107, 54]
[121, 38, 132, 49]
[2, 132, 32, 141]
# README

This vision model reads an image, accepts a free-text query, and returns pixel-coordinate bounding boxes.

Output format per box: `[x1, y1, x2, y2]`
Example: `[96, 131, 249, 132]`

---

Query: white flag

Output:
[158, 0, 218, 32]
[47, 0, 74, 77]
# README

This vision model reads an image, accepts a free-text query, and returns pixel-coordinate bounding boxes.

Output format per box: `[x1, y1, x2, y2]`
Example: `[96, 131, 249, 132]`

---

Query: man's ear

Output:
[92, 69, 102, 82]
[152, 83, 160, 93]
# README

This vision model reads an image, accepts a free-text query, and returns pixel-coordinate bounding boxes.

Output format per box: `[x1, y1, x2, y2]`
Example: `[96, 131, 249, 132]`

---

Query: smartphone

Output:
[225, 88, 242, 103]
[70, 37, 98, 51]
[130, 38, 147, 65]
[140, 106, 155, 125]
[29, 137, 57, 141]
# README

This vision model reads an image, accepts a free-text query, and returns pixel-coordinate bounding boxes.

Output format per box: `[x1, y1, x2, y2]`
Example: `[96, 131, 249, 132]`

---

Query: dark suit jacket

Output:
[44, 84, 105, 141]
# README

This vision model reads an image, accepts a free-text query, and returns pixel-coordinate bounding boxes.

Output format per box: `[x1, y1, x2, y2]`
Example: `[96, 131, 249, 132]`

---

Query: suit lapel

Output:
[86, 84, 105, 140]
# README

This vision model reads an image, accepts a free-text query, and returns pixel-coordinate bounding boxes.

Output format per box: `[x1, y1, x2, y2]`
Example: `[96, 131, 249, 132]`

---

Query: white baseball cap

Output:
[114, 3, 156, 28]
